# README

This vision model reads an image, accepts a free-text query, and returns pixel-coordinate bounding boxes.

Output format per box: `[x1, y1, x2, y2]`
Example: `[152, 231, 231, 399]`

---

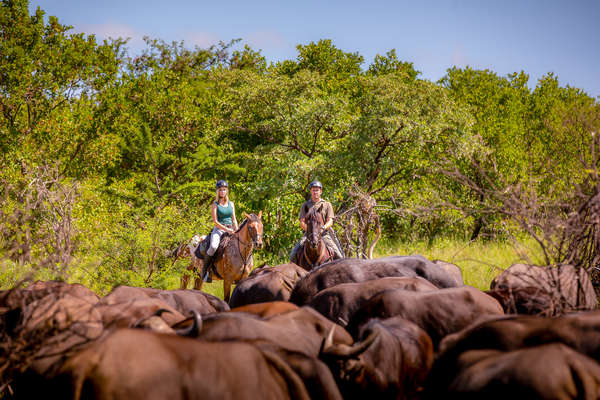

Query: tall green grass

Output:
[376, 236, 546, 290]
[1, 236, 545, 298]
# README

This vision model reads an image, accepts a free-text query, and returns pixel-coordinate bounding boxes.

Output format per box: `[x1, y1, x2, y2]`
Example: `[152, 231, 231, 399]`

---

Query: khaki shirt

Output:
[299, 199, 334, 223]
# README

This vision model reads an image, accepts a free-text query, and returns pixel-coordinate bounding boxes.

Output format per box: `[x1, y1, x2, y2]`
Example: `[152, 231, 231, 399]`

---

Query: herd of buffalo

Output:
[1, 255, 600, 399]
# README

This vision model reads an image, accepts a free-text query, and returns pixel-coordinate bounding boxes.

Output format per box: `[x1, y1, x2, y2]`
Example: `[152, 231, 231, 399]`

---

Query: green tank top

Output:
[216, 201, 233, 226]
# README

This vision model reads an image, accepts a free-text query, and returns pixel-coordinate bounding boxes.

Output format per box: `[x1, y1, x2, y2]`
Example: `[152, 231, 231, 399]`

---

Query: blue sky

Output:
[29, 0, 600, 98]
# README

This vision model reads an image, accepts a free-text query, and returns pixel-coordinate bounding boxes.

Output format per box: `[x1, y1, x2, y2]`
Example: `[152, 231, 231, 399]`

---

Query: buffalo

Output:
[230, 301, 300, 318]
[322, 316, 434, 400]
[308, 277, 438, 326]
[193, 307, 355, 358]
[45, 329, 321, 400]
[425, 344, 600, 399]
[346, 286, 504, 349]
[229, 263, 307, 308]
[290, 255, 459, 306]
[490, 263, 597, 314]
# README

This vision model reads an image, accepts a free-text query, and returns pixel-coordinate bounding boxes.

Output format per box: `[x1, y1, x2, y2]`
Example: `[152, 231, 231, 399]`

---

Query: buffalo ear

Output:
[258, 210, 262, 219]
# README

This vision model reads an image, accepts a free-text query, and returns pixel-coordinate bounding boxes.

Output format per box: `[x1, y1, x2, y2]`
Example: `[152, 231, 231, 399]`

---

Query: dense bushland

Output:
[1, 1, 599, 294]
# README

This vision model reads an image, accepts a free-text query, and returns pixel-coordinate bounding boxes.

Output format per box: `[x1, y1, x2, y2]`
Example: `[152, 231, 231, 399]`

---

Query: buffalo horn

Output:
[132, 308, 173, 329]
[175, 310, 203, 337]
[321, 329, 379, 359]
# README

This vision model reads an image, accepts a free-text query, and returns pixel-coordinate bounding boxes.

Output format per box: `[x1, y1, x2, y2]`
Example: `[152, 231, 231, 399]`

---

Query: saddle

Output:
[193, 232, 233, 278]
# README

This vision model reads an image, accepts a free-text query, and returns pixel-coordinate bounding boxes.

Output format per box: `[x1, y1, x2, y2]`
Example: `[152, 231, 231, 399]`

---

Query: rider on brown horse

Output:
[201, 179, 238, 282]
[290, 180, 344, 264]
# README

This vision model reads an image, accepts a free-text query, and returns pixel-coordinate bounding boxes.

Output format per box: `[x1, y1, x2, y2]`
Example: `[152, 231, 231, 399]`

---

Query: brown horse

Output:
[181, 212, 263, 302]
[296, 207, 333, 271]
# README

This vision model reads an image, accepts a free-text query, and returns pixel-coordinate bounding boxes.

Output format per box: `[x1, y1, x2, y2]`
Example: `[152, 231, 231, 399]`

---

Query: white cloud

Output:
[77, 22, 143, 40]
[452, 45, 468, 68]
[245, 30, 288, 50]
[182, 31, 223, 48]
[75, 22, 145, 47]
[181, 29, 288, 52]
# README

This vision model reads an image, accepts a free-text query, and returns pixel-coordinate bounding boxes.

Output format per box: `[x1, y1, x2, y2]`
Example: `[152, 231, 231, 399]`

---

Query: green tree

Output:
[367, 49, 419, 81]
[0, 0, 121, 169]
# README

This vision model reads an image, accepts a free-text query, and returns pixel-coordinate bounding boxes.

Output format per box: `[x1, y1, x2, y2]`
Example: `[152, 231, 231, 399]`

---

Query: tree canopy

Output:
[1, 0, 598, 291]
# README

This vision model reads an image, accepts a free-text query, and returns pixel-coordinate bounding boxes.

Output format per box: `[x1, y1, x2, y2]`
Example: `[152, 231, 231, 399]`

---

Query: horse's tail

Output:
[168, 242, 187, 259]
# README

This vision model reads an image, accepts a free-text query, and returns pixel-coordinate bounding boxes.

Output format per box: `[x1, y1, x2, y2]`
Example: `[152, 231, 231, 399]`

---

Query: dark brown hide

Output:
[426, 344, 600, 400]
[290, 255, 458, 306]
[346, 286, 503, 349]
[437, 311, 600, 367]
[48, 329, 313, 400]
[324, 316, 434, 400]
[432, 260, 464, 286]
[253, 342, 344, 400]
[96, 286, 228, 331]
[491, 263, 597, 313]
[229, 263, 307, 308]
[0, 280, 99, 310]
[101, 285, 229, 314]
[152, 289, 230, 314]
[196, 307, 354, 357]
[309, 277, 438, 326]
[230, 301, 300, 318]
[485, 286, 554, 316]
[0, 282, 104, 395]
[93, 297, 186, 329]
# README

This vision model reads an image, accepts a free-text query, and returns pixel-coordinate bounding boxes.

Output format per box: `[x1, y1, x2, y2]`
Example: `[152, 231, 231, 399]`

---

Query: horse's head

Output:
[305, 207, 325, 249]
[242, 211, 263, 249]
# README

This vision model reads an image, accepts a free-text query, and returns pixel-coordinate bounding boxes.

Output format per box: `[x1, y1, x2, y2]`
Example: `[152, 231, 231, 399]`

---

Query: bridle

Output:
[306, 210, 324, 249]
[235, 217, 263, 267]
[303, 209, 332, 268]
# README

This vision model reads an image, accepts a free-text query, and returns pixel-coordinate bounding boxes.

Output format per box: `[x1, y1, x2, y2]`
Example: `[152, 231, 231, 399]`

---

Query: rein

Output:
[302, 210, 333, 269]
[303, 235, 331, 269]
[234, 221, 256, 267]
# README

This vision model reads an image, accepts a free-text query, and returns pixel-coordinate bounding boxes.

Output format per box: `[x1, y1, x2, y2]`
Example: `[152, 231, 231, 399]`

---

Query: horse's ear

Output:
[243, 212, 250, 220]
[258, 210, 262, 219]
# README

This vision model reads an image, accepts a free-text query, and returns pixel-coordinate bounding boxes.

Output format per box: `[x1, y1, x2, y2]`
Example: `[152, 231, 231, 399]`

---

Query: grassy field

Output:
[375, 236, 545, 290]
[0, 236, 545, 299]
[191, 236, 546, 298]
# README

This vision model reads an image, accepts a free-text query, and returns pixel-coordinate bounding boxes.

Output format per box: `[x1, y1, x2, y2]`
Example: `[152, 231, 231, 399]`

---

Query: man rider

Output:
[290, 180, 344, 263]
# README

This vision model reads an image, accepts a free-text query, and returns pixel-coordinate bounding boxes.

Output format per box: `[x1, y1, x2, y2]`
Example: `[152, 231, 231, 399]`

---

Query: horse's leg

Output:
[223, 278, 233, 303]
[180, 262, 193, 289]
[193, 259, 204, 290]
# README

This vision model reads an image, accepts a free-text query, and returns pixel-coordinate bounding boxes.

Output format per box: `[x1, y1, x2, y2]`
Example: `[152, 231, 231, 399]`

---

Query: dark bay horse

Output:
[296, 206, 334, 271]
[181, 212, 263, 302]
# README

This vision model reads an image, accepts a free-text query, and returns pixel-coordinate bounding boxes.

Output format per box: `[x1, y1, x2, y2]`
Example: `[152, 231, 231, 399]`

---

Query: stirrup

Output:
[203, 269, 212, 283]
[202, 259, 213, 283]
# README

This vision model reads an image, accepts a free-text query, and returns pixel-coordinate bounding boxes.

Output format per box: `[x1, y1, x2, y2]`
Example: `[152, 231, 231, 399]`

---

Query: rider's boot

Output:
[202, 254, 214, 283]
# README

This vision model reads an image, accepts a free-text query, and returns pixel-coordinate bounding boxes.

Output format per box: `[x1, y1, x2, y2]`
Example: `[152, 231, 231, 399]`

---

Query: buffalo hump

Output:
[346, 286, 504, 349]
[290, 255, 458, 306]
[230, 263, 307, 308]
[51, 329, 314, 400]
[309, 277, 438, 326]
[426, 344, 600, 400]
[491, 263, 597, 314]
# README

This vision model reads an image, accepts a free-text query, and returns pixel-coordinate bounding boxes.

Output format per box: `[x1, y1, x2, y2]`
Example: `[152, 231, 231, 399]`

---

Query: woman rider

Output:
[202, 180, 238, 282]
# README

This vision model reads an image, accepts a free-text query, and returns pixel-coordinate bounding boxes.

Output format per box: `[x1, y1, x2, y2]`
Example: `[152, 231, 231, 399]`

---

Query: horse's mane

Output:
[305, 206, 323, 222]
[236, 213, 260, 233]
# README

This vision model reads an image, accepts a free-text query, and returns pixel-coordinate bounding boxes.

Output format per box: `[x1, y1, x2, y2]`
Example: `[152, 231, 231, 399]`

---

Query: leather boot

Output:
[202, 254, 213, 283]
